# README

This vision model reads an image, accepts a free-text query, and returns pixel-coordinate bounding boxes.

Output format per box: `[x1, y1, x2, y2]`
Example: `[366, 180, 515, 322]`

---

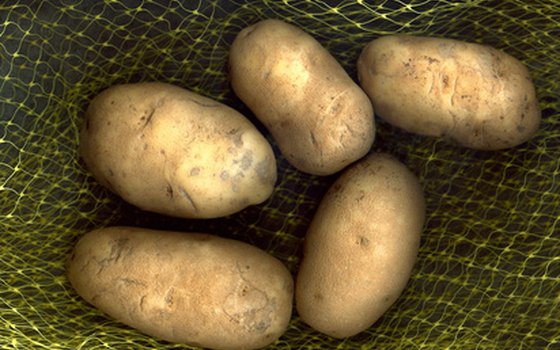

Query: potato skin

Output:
[295, 153, 425, 338]
[357, 35, 541, 150]
[229, 19, 375, 175]
[80, 82, 277, 219]
[67, 226, 294, 350]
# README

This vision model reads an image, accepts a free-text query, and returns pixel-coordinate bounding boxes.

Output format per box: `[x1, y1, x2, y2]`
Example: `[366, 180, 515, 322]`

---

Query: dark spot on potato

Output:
[108, 168, 115, 177]
[141, 108, 156, 129]
[314, 293, 324, 301]
[517, 124, 526, 133]
[143, 143, 148, 150]
[106, 120, 111, 126]
[424, 56, 440, 64]
[190, 167, 200, 176]
[263, 71, 271, 80]
[119, 277, 146, 286]
[112, 238, 129, 260]
[442, 74, 449, 87]
[165, 288, 174, 307]
[110, 100, 115, 105]
[332, 183, 343, 192]
[166, 184, 174, 198]
[240, 151, 253, 171]
[228, 128, 244, 147]
[160, 149, 166, 155]
[255, 158, 275, 186]
[356, 236, 370, 247]
[356, 191, 365, 202]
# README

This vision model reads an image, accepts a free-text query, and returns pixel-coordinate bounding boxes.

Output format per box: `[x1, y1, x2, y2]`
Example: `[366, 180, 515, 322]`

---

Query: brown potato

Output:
[295, 153, 425, 338]
[229, 19, 375, 175]
[80, 82, 277, 219]
[67, 226, 294, 350]
[357, 35, 541, 150]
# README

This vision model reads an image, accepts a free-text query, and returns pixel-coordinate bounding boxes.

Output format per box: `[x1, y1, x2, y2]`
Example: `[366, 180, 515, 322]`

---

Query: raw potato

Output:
[80, 82, 277, 219]
[67, 226, 294, 350]
[229, 19, 375, 176]
[295, 153, 425, 338]
[357, 35, 541, 150]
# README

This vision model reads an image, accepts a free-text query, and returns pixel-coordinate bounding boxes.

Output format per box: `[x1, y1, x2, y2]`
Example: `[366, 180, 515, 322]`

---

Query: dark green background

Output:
[0, 1, 558, 349]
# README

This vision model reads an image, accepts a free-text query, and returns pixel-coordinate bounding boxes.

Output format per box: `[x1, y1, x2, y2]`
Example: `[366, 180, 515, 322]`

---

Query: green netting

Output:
[0, 0, 559, 349]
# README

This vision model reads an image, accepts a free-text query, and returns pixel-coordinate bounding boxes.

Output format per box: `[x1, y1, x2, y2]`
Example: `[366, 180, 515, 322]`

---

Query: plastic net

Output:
[1, 0, 559, 349]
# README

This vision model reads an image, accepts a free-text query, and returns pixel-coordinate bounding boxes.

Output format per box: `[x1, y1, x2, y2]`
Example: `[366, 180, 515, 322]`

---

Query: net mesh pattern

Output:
[0, 0, 559, 349]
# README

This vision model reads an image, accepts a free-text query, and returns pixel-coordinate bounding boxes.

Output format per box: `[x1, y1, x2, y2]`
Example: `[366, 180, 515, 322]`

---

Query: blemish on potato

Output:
[227, 128, 244, 147]
[313, 293, 324, 301]
[254, 158, 275, 186]
[165, 288, 174, 307]
[223, 283, 271, 333]
[141, 108, 156, 129]
[355, 191, 365, 202]
[111, 238, 130, 261]
[190, 167, 200, 176]
[119, 277, 146, 286]
[240, 151, 253, 171]
[356, 236, 370, 247]
[179, 187, 198, 211]
[166, 184, 174, 198]
[188, 98, 219, 108]
[424, 56, 440, 64]
[139, 295, 146, 311]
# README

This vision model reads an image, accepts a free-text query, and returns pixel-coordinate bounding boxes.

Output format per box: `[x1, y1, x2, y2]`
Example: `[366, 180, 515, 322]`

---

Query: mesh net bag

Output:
[1, 0, 559, 349]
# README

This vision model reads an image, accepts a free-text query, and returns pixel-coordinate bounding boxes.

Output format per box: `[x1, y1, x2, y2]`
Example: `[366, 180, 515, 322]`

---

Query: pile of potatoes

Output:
[69, 19, 541, 350]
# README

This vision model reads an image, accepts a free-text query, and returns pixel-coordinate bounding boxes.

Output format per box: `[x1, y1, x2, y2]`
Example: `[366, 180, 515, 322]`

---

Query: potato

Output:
[66, 226, 294, 350]
[229, 19, 375, 176]
[80, 82, 277, 219]
[357, 35, 541, 150]
[295, 152, 425, 338]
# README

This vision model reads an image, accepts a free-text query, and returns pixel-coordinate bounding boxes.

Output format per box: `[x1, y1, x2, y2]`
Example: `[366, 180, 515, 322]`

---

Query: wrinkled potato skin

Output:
[357, 35, 541, 150]
[80, 82, 276, 219]
[67, 226, 294, 350]
[295, 153, 425, 338]
[229, 19, 375, 175]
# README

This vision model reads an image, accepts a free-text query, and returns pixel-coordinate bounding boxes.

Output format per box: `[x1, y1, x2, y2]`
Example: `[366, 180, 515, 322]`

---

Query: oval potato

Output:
[295, 153, 425, 338]
[229, 19, 375, 175]
[357, 35, 541, 150]
[80, 82, 277, 219]
[67, 226, 294, 350]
